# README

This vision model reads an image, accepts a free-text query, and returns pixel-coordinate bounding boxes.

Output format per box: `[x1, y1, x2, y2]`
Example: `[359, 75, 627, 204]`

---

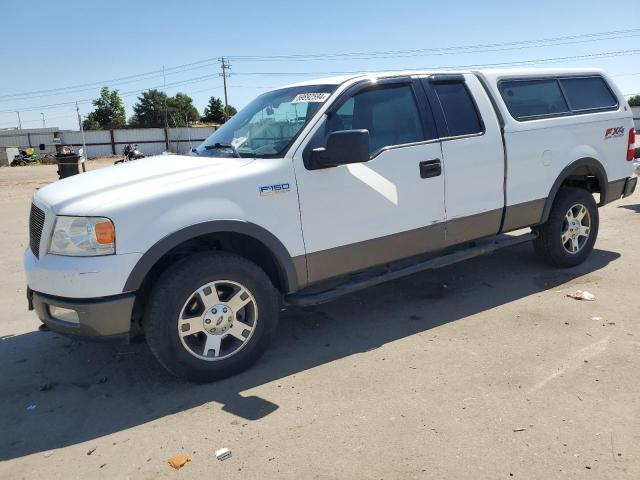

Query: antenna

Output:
[41, 112, 45, 128]
[219, 57, 231, 120]
[16, 111, 22, 130]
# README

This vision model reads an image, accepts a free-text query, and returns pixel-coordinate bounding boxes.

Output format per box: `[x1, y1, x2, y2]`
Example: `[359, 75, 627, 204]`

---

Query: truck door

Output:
[293, 78, 446, 284]
[419, 75, 505, 245]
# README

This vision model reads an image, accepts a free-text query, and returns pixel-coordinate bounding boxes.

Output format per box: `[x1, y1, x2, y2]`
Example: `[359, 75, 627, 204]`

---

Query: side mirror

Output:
[310, 129, 370, 169]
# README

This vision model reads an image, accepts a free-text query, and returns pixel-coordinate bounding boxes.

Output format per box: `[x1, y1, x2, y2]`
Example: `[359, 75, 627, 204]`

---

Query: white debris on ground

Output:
[215, 448, 232, 461]
[566, 290, 596, 301]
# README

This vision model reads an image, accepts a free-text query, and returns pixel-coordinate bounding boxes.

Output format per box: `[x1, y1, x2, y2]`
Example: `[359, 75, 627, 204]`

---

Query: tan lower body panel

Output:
[304, 208, 511, 285]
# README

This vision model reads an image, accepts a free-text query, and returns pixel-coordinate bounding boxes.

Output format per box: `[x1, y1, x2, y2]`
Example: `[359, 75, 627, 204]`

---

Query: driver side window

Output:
[326, 85, 424, 155]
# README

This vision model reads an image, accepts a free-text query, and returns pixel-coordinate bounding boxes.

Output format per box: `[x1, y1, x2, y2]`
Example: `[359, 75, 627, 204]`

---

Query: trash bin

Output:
[55, 154, 80, 179]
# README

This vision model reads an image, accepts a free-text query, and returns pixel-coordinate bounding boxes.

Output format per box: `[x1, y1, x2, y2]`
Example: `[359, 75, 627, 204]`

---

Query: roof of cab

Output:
[280, 67, 608, 89]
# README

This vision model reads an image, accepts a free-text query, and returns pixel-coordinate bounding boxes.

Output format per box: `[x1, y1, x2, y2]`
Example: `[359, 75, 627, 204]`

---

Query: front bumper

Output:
[24, 248, 142, 299]
[29, 289, 135, 343]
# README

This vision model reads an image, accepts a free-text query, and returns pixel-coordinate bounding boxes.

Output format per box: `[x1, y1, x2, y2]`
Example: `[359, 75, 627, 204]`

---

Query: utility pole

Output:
[163, 65, 170, 152]
[219, 57, 231, 119]
[162, 65, 169, 128]
[76, 102, 88, 171]
[41, 112, 45, 128]
[16, 111, 22, 130]
[186, 113, 193, 152]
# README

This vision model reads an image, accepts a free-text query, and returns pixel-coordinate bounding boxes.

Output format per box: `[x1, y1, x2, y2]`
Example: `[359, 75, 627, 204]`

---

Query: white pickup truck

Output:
[25, 68, 637, 382]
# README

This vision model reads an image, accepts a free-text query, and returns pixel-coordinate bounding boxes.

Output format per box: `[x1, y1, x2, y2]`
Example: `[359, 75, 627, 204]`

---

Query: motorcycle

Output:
[10, 148, 40, 167]
[114, 144, 145, 165]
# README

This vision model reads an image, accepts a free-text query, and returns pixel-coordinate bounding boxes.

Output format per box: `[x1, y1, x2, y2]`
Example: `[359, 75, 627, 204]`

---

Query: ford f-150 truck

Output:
[25, 68, 637, 382]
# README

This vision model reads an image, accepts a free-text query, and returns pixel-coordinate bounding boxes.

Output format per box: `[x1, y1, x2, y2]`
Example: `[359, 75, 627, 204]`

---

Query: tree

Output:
[129, 89, 168, 127]
[628, 95, 640, 107]
[82, 117, 101, 131]
[201, 96, 226, 124]
[130, 90, 200, 127]
[83, 87, 126, 129]
[167, 92, 199, 126]
[224, 104, 237, 118]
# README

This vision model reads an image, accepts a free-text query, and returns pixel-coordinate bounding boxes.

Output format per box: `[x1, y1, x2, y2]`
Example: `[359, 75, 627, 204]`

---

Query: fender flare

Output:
[122, 220, 302, 294]
[540, 157, 608, 224]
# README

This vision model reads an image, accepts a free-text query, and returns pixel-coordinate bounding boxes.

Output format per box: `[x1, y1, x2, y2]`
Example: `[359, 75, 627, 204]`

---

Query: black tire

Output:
[144, 251, 280, 383]
[533, 187, 599, 267]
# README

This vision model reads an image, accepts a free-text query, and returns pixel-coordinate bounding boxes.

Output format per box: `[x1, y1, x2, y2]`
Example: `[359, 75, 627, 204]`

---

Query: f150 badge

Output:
[604, 126, 625, 139]
[260, 183, 290, 196]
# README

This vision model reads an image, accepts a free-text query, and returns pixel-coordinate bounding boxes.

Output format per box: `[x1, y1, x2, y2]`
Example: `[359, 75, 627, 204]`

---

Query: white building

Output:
[0, 127, 61, 155]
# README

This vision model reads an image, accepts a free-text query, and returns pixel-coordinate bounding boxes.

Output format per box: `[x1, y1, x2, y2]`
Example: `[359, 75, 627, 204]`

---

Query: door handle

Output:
[419, 159, 442, 179]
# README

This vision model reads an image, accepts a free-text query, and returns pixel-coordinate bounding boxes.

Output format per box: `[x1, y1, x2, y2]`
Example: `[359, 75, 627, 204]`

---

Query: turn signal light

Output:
[94, 221, 115, 244]
[628, 128, 636, 161]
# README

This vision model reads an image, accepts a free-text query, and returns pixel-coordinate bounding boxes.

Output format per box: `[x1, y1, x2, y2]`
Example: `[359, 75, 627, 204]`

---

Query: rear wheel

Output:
[533, 187, 599, 267]
[144, 251, 280, 382]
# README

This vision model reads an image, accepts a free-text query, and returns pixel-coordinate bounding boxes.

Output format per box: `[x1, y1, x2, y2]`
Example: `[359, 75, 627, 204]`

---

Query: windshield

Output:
[195, 84, 337, 158]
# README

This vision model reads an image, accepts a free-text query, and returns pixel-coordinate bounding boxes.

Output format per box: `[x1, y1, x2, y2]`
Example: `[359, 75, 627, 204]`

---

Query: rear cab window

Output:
[499, 75, 618, 121]
[560, 77, 618, 112]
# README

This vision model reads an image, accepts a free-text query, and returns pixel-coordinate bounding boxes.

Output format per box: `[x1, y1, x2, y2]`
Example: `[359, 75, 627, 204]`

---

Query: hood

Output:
[35, 154, 253, 214]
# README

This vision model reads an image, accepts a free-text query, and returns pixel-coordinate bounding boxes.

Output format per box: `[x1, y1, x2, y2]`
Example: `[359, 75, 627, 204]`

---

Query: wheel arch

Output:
[541, 157, 608, 224]
[123, 220, 305, 296]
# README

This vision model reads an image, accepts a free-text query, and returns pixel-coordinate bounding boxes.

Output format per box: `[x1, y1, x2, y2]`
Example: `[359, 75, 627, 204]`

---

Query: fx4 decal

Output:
[259, 183, 291, 196]
[604, 126, 625, 139]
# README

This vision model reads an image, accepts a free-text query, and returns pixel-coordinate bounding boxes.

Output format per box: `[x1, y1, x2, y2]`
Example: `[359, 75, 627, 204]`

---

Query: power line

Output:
[0, 58, 218, 101]
[0, 61, 221, 104]
[3, 47, 639, 115]
[227, 49, 640, 76]
[230, 31, 640, 62]
[2, 27, 639, 103]
[228, 28, 640, 61]
[3, 40, 640, 122]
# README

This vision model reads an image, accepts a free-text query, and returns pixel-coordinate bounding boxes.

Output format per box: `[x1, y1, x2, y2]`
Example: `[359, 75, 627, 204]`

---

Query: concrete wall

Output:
[0, 126, 217, 159]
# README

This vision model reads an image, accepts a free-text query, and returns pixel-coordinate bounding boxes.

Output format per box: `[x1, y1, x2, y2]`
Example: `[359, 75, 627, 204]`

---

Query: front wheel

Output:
[144, 251, 280, 382]
[533, 187, 599, 267]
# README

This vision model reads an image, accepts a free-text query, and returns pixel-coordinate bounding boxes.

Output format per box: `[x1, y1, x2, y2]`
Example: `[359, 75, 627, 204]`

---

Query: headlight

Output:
[48, 216, 115, 256]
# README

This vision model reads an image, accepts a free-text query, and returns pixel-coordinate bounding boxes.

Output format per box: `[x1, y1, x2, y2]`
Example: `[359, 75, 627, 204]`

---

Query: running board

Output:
[284, 231, 537, 307]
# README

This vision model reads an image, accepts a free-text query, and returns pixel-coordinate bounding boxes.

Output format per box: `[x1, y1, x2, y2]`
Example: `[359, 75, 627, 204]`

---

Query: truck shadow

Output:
[618, 203, 640, 213]
[0, 245, 620, 461]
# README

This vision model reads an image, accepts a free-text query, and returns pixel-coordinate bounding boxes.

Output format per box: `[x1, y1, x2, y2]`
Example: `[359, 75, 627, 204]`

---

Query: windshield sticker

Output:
[231, 136, 248, 149]
[291, 92, 331, 104]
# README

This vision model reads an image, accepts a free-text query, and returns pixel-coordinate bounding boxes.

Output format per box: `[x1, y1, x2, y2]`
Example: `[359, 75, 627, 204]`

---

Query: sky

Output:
[1, 0, 640, 130]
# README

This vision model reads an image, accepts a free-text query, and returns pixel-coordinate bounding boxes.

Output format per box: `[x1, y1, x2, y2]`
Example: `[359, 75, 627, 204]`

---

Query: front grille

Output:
[29, 204, 45, 258]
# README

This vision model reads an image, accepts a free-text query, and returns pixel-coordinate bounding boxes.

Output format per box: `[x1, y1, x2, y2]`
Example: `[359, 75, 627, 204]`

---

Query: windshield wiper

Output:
[204, 142, 240, 158]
